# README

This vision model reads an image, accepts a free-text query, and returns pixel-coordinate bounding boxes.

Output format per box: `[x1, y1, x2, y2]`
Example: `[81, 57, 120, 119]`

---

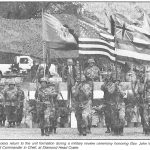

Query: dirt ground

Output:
[0, 127, 149, 139]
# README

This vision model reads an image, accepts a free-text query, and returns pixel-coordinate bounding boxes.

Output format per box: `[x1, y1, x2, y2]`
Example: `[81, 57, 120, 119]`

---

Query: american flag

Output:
[78, 19, 116, 61]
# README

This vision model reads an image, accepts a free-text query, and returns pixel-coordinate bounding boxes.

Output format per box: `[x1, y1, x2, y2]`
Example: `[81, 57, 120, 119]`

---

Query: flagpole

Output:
[111, 14, 118, 80]
[42, 8, 46, 78]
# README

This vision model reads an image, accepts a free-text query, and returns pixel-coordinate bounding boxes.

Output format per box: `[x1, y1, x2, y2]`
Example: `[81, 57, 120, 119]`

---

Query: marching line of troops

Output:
[0, 58, 150, 137]
[0, 80, 24, 128]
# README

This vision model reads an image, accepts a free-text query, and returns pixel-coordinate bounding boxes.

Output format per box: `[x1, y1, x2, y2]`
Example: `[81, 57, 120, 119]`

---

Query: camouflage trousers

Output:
[16, 106, 23, 125]
[104, 102, 125, 131]
[5, 105, 17, 122]
[139, 103, 150, 133]
[37, 103, 58, 129]
[75, 100, 92, 134]
[0, 104, 6, 125]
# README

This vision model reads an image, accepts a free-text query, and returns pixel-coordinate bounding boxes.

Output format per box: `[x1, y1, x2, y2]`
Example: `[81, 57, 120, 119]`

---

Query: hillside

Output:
[0, 14, 78, 59]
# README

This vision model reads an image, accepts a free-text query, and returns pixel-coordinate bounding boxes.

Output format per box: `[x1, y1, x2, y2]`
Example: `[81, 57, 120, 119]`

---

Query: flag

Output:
[78, 19, 116, 61]
[113, 13, 150, 63]
[129, 8, 150, 36]
[113, 13, 134, 41]
[114, 13, 150, 44]
[42, 13, 77, 50]
[116, 39, 150, 63]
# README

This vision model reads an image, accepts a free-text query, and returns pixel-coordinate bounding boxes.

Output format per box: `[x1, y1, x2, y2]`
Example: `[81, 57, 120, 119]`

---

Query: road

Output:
[0, 127, 149, 139]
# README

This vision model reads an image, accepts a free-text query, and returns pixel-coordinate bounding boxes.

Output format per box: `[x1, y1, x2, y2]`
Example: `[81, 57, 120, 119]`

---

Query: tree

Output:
[0, 2, 83, 19]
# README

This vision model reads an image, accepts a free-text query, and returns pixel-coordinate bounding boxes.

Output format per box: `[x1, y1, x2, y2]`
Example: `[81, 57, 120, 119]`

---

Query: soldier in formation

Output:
[35, 78, 58, 136]
[101, 75, 125, 135]
[0, 83, 5, 126]
[140, 78, 150, 134]
[3, 80, 20, 127]
[72, 74, 92, 136]
[16, 83, 25, 126]
[101, 76, 112, 133]
[84, 58, 101, 82]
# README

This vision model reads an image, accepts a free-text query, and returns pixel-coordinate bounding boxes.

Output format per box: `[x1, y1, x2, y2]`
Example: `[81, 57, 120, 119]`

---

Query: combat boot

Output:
[105, 126, 111, 133]
[49, 127, 53, 134]
[7, 122, 12, 128]
[45, 127, 49, 136]
[41, 129, 45, 136]
[82, 127, 87, 136]
[54, 127, 57, 134]
[86, 126, 91, 134]
[120, 127, 124, 136]
[2, 120, 5, 127]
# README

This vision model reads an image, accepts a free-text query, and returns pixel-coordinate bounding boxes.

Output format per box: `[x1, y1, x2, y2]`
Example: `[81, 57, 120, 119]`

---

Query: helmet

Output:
[40, 77, 48, 83]
[88, 58, 95, 64]
[16, 83, 21, 87]
[8, 79, 16, 85]
[67, 59, 73, 63]
[48, 78, 56, 85]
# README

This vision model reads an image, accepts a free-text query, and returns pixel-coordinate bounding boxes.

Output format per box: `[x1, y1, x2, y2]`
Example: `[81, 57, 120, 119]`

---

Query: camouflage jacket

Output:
[72, 81, 92, 105]
[17, 89, 25, 106]
[3, 87, 19, 106]
[84, 66, 100, 81]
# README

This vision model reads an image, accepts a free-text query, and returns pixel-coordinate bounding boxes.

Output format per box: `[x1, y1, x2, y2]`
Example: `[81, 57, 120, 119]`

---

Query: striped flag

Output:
[78, 19, 116, 61]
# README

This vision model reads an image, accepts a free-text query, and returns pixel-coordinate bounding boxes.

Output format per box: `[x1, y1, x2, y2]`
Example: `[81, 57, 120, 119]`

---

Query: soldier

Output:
[47, 80, 59, 134]
[101, 75, 125, 135]
[0, 83, 5, 126]
[111, 79, 126, 135]
[35, 78, 58, 136]
[72, 74, 92, 136]
[84, 58, 101, 82]
[16, 83, 25, 126]
[101, 76, 112, 133]
[3, 80, 19, 127]
[142, 78, 150, 134]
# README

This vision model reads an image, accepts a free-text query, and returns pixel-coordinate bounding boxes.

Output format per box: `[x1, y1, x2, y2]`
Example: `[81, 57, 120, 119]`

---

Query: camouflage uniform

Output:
[142, 80, 150, 134]
[0, 84, 6, 126]
[16, 86, 24, 126]
[111, 81, 125, 135]
[101, 79, 125, 135]
[3, 82, 19, 127]
[35, 79, 58, 136]
[72, 79, 92, 136]
[101, 79, 112, 133]
[84, 65, 100, 82]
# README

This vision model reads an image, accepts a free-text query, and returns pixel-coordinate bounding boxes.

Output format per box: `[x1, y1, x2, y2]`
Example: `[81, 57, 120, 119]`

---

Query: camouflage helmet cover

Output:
[8, 79, 16, 85]
[88, 58, 95, 64]
[40, 77, 48, 83]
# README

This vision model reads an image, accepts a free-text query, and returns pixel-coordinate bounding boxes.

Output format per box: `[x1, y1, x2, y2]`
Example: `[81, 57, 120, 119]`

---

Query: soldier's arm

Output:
[35, 90, 38, 100]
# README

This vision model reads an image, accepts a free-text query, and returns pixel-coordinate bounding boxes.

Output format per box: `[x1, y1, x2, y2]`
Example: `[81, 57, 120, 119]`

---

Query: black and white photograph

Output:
[0, 1, 150, 143]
